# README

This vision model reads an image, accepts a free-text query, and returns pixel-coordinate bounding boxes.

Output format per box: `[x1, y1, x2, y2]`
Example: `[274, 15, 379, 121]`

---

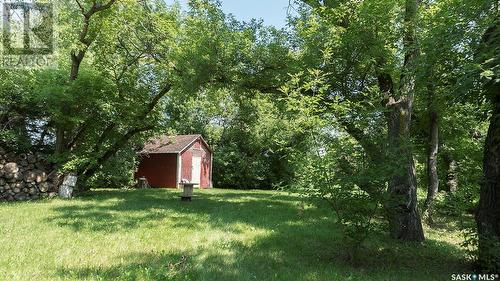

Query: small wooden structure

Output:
[137, 177, 150, 189]
[180, 183, 197, 201]
[135, 135, 213, 188]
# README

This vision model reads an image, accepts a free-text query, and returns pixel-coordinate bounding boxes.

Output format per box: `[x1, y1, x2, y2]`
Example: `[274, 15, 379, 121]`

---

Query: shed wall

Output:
[135, 154, 177, 188]
[180, 139, 212, 188]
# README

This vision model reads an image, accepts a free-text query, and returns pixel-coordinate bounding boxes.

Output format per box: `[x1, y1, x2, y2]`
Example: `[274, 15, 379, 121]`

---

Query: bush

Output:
[86, 148, 138, 189]
[293, 135, 385, 262]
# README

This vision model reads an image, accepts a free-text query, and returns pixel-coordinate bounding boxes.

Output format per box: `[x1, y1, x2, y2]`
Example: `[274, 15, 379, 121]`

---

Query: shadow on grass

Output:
[49, 189, 469, 281]
[46, 189, 308, 233]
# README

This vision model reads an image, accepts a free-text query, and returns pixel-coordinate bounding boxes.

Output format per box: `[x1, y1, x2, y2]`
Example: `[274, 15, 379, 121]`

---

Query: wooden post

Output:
[137, 177, 149, 189]
[180, 183, 196, 201]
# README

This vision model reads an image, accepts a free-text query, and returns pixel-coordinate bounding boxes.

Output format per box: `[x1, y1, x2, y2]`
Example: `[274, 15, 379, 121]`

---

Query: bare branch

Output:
[75, 0, 85, 14]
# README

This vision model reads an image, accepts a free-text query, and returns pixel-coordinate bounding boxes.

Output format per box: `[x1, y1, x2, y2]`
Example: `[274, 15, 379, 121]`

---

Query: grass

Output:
[0, 188, 470, 281]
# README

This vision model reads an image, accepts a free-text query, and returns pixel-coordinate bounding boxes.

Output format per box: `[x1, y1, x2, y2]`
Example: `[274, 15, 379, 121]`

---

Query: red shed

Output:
[135, 135, 213, 188]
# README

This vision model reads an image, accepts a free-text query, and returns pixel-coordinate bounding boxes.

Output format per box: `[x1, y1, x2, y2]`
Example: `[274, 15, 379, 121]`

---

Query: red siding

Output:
[135, 154, 178, 188]
[180, 139, 212, 188]
[181, 150, 192, 183]
[135, 136, 213, 189]
[200, 150, 211, 188]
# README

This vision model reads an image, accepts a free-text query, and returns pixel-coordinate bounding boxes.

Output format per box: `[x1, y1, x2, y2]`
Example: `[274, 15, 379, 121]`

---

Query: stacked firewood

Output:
[0, 148, 58, 201]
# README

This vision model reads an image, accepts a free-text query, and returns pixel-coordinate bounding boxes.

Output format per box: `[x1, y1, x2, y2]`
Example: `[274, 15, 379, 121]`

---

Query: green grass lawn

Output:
[0, 189, 469, 281]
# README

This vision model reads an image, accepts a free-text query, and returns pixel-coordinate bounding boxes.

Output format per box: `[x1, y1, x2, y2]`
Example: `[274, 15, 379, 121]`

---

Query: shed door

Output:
[192, 156, 201, 185]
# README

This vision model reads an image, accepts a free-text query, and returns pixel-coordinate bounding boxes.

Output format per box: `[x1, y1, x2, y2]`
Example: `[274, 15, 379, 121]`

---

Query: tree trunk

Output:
[70, 51, 85, 81]
[423, 87, 439, 225]
[386, 99, 424, 241]
[476, 96, 500, 272]
[54, 127, 66, 154]
[50, 0, 118, 193]
[385, 0, 425, 242]
[443, 151, 458, 193]
[475, 17, 499, 272]
[78, 125, 154, 184]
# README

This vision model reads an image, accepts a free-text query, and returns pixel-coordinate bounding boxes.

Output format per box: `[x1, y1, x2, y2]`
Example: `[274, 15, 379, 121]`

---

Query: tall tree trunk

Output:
[475, 17, 499, 272]
[386, 99, 424, 241]
[385, 0, 425, 242]
[423, 85, 439, 225]
[443, 151, 458, 193]
[476, 96, 500, 272]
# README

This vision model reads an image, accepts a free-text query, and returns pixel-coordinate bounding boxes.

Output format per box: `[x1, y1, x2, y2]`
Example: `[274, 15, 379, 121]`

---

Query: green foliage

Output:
[87, 148, 138, 189]
[169, 86, 317, 189]
[461, 217, 479, 265]
[164, 9, 309, 189]
[285, 0, 496, 255]
[294, 133, 385, 261]
[0, 70, 39, 152]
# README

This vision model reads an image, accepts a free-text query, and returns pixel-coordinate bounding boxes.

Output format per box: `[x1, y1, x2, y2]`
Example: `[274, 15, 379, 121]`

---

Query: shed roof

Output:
[141, 134, 210, 154]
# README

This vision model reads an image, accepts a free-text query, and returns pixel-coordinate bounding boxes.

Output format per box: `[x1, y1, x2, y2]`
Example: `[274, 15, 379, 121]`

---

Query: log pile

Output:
[0, 148, 58, 201]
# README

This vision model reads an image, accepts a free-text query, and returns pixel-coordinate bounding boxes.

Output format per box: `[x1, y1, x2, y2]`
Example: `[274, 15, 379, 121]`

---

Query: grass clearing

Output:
[0, 189, 469, 280]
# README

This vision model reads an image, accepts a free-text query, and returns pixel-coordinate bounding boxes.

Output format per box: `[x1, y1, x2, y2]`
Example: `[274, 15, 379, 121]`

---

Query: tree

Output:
[475, 16, 499, 272]
[165, 16, 307, 189]
[294, 0, 424, 241]
[383, 0, 424, 241]
[422, 79, 439, 225]
[414, 0, 493, 224]
[54, 0, 118, 155]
